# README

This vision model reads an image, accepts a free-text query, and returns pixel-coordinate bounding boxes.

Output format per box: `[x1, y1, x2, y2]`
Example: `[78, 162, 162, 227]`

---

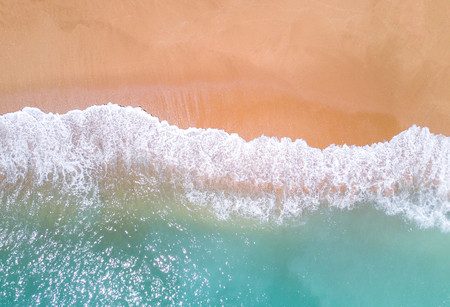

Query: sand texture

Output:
[1, 0, 450, 148]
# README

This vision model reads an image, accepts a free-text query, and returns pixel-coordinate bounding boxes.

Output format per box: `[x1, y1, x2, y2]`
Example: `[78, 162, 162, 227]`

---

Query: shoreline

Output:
[0, 82, 404, 149]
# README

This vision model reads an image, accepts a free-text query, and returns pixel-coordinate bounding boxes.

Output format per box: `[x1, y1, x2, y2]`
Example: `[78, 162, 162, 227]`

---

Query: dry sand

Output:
[1, 0, 450, 148]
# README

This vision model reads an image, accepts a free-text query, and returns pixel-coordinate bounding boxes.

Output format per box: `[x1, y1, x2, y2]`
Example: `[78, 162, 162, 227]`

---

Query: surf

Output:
[1, 103, 449, 230]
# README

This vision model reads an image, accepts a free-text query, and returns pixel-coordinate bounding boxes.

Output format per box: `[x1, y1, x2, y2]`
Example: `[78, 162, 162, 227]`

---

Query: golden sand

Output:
[1, 0, 450, 148]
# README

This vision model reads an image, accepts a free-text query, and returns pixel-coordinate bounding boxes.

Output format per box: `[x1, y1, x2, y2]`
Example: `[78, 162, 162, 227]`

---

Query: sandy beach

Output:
[1, 0, 450, 148]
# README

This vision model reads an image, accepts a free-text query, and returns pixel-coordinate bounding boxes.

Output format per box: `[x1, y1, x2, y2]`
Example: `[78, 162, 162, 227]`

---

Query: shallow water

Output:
[1, 104, 450, 306]
[2, 190, 450, 306]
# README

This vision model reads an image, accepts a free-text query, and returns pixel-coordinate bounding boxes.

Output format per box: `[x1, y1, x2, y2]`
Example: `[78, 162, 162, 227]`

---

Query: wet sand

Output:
[1, 0, 450, 148]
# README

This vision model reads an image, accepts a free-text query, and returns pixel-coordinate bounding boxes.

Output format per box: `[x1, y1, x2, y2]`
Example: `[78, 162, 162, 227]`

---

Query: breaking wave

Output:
[1, 104, 450, 230]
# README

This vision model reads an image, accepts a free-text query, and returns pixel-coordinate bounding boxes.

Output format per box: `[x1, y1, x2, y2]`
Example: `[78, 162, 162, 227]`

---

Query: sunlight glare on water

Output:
[1, 105, 450, 306]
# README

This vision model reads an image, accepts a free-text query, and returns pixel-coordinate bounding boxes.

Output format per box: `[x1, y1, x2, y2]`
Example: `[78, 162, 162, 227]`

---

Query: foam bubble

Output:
[1, 104, 450, 230]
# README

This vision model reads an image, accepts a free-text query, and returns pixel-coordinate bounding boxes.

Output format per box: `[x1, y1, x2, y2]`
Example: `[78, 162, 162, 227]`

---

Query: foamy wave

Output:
[1, 104, 450, 230]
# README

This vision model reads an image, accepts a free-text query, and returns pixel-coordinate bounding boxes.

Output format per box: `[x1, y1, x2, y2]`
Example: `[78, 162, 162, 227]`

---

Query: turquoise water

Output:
[2, 189, 450, 306]
[1, 104, 450, 306]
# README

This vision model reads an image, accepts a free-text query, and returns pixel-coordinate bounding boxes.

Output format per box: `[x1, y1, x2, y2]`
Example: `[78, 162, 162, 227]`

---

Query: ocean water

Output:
[1, 104, 450, 306]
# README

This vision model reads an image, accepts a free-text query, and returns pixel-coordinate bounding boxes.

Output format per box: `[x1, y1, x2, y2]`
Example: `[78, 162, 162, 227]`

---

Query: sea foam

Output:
[1, 104, 450, 230]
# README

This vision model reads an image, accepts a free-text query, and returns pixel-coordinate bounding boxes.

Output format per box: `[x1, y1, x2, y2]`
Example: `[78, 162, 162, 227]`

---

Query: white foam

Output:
[1, 104, 450, 230]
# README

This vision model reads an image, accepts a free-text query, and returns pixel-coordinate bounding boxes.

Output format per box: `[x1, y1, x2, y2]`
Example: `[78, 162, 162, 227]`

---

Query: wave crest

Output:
[1, 104, 450, 230]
